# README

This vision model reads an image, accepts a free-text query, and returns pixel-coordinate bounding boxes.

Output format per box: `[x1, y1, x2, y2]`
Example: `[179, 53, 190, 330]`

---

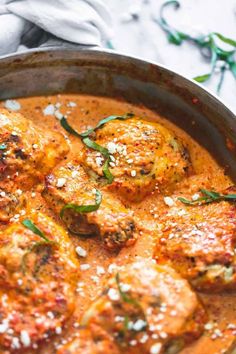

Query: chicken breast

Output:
[0, 212, 79, 353]
[67, 259, 205, 354]
[81, 117, 191, 202]
[43, 160, 138, 250]
[0, 109, 69, 221]
[155, 187, 236, 292]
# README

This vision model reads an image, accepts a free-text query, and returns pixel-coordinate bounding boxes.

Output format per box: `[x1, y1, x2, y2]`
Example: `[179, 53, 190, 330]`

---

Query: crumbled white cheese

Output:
[43, 104, 55, 116]
[71, 170, 78, 178]
[4, 100, 21, 111]
[75, 246, 87, 258]
[80, 264, 90, 271]
[0, 191, 6, 197]
[54, 110, 64, 120]
[56, 178, 66, 188]
[0, 320, 9, 333]
[11, 337, 21, 349]
[107, 288, 119, 301]
[164, 196, 174, 207]
[67, 101, 77, 107]
[20, 330, 31, 347]
[96, 266, 105, 276]
[107, 142, 117, 154]
[150, 343, 162, 354]
[132, 319, 146, 331]
[55, 326, 62, 335]
[131, 170, 136, 177]
[95, 157, 103, 167]
[192, 193, 200, 201]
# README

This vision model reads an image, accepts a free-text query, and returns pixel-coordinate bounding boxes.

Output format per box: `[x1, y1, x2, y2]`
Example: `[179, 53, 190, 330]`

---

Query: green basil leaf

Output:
[80, 113, 134, 138]
[103, 158, 114, 184]
[194, 73, 211, 83]
[223, 193, 236, 200]
[178, 188, 236, 206]
[0, 144, 7, 150]
[60, 117, 81, 137]
[213, 33, 236, 48]
[115, 273, 140, 307]
[22, 219, 50, 242]
[82, 137, 110, 158]
[60, 189, 102, 218]
[200, 189, 220, 199]
[229, 60, 236, 79]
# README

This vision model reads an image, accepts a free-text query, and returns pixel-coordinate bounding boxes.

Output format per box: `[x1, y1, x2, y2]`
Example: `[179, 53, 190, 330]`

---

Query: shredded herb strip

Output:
[60, 113, 134, 183]
[178, 189, 236, 206]
[0, 144, 6, 150]
[60, 189, 102, 218]
[22, 219, 50, 242]
[115, 273, 142, 307]
[155, 0, 236, 93]
[115, 273, 147, 332]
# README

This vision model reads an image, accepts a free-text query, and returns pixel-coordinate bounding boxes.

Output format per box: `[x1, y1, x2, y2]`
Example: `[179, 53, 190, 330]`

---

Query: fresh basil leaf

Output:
[82, 137, 110, 158]
[201, 189, 220, 199]
[229, 60, 236, 79]
[0, 144, 7, 150]
[223, 193, 236, 200]
[80, 113, 134, 138]
[22, 219, 50, 242]
[194, 73, 211, 83]
[103, 158, 114, 184]
[178, 188, 236, 206]
[60, 117, 81, 137]
[213, 33, 236, 48]
[115, 273, 140, 307]
[60, 189, 102, 218]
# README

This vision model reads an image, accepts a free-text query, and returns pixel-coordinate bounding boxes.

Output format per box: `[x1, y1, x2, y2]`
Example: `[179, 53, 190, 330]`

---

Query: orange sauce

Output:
[1, 94, 235, 354]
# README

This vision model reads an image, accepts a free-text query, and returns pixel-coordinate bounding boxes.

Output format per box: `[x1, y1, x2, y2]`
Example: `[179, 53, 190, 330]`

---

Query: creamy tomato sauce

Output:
[1, 94, 235, 354]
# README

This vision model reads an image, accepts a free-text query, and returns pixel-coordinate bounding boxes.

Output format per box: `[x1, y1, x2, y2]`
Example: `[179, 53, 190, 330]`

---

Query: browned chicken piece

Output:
[56, 327, 119, 354]
[81, 117, 191, 202]
[43, 161, 138, 250]
[155, 187, 236, 292]
[0, 212, 79, 353]
[73, 259, 205, 354]
[0, 109, 69, 221]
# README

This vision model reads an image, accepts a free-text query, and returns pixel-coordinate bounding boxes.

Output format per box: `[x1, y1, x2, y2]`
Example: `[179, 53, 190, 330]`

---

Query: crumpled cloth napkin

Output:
[0, 0, 112, 55]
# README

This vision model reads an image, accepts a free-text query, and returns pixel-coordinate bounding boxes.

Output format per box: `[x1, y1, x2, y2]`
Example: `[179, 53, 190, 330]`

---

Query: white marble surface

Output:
[108, 0, 236, 113]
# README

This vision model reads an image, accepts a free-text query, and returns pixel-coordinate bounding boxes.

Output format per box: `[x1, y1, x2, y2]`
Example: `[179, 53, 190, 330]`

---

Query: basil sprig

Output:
[115, 273, 141, 307]
[178, 188, 236, 206]
[115, 273, 147, 333]
[155, 0, 236, 93]
[60, 113, 133, 183]
[22, 219, 50, 242]
[60, 188, 102, 218]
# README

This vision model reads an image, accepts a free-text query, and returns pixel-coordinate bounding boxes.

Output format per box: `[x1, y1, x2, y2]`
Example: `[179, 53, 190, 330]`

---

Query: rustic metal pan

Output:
[0, 47, 236, 353]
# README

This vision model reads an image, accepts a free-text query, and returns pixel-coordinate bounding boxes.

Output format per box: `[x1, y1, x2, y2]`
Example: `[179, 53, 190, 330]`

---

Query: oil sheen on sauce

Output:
[1, 94, 235, 354]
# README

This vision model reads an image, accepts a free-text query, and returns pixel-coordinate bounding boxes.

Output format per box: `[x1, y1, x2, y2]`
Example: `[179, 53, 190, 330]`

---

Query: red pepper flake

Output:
[192, 97, 199, 104]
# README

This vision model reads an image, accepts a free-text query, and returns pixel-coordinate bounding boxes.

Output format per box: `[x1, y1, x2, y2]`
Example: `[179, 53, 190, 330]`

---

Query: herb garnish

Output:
[115, 273, 147, 333]
[0, 144, 7, 150]
[21, 220, 57, 275]
[60, 188, 102, 218]
[155, 0, 236, 93]
[22, 219, 50, 242]
[115, 273, 140, 307]
[60, 113, 134, 183]
[178, 189, 236, 206]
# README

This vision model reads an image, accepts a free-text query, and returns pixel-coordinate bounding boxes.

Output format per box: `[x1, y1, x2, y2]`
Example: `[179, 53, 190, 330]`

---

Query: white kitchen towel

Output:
[0, 0, 113, 55]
